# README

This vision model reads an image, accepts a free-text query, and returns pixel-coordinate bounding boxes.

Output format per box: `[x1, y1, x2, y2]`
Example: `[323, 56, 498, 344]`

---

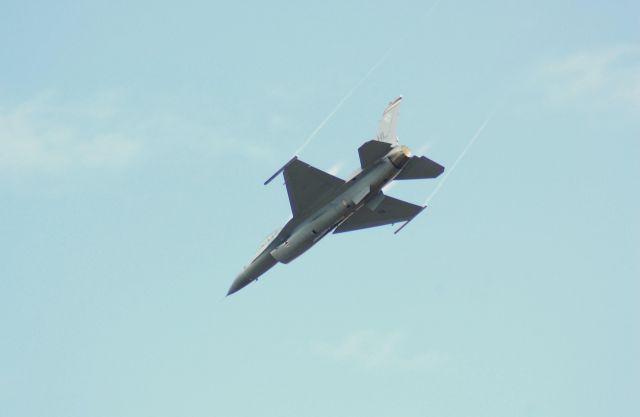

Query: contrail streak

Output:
[423, 113, 494, 206]
[293, 0, 442, 157]
[293, 51, 391, 156]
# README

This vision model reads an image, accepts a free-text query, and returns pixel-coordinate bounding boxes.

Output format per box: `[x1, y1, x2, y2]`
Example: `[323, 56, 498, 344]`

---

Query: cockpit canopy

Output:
[251, 228, 281, 261]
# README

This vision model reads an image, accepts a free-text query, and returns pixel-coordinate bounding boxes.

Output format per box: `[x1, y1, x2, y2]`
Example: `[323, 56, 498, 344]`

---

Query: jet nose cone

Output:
[227, 274, 251, 296]
[227, 280, 249, 297]
[226, 252, 278, 296]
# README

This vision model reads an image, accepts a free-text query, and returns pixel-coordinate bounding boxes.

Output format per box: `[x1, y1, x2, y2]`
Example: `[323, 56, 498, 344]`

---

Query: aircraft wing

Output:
[376, 96, 402, 144]
[283, 159, 345, 217]
[333, 193, 423, 233]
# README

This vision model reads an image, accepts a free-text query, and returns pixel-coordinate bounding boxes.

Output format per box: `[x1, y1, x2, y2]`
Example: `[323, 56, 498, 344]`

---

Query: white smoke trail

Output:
[415, 139, 436, 157]
[327, 161, 345, 176]
[293, 51, 391, 156]
[293, 0, 443, 157]
[423, 113, 493, 206]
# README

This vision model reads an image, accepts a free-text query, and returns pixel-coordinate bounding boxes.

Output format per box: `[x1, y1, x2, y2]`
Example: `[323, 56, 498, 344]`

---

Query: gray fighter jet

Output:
[227, 97, 444, 295]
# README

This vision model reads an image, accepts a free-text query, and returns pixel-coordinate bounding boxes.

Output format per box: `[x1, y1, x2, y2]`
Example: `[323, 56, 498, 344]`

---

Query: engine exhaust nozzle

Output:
[388, 145, 411, 168]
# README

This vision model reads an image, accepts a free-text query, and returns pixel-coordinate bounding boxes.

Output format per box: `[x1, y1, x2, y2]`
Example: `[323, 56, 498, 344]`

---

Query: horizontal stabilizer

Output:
[333, 194, 422, 233]
[395, 156, 444, 180]
[358, 140, 392, 169]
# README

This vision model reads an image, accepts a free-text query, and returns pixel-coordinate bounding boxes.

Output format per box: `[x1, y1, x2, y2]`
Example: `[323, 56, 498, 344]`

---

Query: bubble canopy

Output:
[251, 228, 281, 262]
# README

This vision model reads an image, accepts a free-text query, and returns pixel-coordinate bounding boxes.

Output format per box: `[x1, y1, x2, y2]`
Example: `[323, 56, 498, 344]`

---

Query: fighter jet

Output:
[227, 97, 444, 295]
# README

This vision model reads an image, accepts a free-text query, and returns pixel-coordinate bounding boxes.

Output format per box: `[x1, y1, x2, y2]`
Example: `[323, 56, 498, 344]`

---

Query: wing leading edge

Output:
[333, 193, 423, 233]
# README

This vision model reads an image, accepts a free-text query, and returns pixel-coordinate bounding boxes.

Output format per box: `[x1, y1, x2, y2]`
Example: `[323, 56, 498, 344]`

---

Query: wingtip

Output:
[264, 155, 298, 185]
[394, 206, 427, 234]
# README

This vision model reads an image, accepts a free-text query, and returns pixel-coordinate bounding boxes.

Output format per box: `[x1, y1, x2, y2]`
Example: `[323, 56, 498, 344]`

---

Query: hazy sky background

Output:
[1, 1, 638, 416]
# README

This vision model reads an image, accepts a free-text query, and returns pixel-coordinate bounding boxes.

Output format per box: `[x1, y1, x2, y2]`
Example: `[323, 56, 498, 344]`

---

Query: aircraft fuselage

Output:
[227, 146, 410, 295]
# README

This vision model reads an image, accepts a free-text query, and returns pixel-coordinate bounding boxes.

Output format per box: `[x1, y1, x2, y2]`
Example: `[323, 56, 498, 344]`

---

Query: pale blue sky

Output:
[1, 1, 638, 416]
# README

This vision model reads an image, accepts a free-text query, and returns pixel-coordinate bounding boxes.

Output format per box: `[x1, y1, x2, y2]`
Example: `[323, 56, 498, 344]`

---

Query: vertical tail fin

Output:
[376, 96, 402, 144]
